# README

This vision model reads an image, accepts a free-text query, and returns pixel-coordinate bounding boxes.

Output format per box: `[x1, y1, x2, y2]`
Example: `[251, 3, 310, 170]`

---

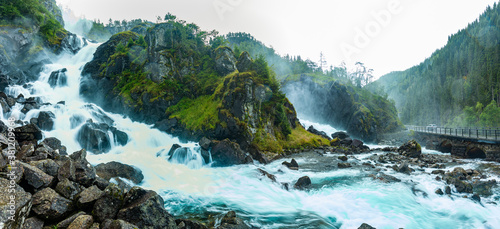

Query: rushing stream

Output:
[1, 39, 500, 229]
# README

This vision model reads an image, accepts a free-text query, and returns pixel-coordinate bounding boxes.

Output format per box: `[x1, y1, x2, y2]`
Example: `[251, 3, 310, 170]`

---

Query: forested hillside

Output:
[370, 3, 500, 127]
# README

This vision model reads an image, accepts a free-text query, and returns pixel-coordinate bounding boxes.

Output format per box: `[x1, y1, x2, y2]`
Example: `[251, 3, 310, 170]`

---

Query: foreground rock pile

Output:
[0, 122, 249, 229]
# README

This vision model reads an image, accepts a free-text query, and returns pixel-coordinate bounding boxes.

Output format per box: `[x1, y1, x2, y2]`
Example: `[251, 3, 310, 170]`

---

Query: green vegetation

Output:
[0, 0, 67, 46]
[167, 95, 222, 131]
[449, 100, 500, 128]
[371, 3, 500, 127]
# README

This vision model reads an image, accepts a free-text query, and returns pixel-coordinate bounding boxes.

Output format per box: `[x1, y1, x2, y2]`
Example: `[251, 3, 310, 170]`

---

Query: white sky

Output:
[56, 0, 498, 78]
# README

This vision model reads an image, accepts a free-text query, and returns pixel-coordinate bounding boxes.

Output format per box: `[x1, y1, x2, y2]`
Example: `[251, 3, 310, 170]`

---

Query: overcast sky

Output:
[56, 0, 498, 78]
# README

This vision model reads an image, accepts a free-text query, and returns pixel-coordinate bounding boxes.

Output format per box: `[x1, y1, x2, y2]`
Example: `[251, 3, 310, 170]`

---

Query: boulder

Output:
[95, 161, 144, 184]
[68, 215, 94, 229]
[58, 159, 76, 182]
[93, 184, 125, 222]
[30, 159, 59, 177]
[22, 217, 44, 229]
[338, 156, 348, 161]
[56, 211, 86, 228]
[31, 187, 73, 220]
[48, 68, 68, 88]
[210, 139, 252, 167]
[398, 140, 421, 158]
[117, 187, 177, 229]
[70, 149, 97, 187]
[20, 162, 54, 189]
[75, 185, 104, 209]
[338, 162, 352, 168]
[214, 46, 237, 76]
[294, 176, 312, 190]
[282, 159, 299, 170]
[42, 137, 62, 152]
[93, 177, 110, 190]
[14, 123, 43, 142]
[358, 223, 376, 229]
[219, 211, 250, 229]
[76, 120, 112, 153]
[176, 219, 208, 229]
[55, 178, 83, 200]
[166, 143, 181, 158]
[394, 162, 412, 174]
[199, 137, 212, 150]
[435, 188, 444, 195]
[0, 178, 32, 229]
[306, 125, 331, 140]
[102, 219, 139, 229]
[351, 139, 364, 148]
[331, 131, 350, 140]
[36, 111, 56, 131]
[257, 168, 276, 182]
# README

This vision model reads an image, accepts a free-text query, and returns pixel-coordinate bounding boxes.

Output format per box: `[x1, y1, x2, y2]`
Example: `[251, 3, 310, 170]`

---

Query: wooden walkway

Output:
[407, 126, 500, 142]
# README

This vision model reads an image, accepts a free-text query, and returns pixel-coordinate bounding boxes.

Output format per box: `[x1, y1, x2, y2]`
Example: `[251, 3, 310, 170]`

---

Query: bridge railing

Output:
[407, 125, 500, 141]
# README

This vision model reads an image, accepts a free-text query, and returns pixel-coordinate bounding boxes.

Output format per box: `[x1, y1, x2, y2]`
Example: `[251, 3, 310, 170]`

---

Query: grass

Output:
[167, 95, 222, 131]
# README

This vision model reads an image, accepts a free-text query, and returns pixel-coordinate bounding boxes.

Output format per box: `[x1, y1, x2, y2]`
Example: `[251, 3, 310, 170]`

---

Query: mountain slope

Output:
[371, 3, 500, 127]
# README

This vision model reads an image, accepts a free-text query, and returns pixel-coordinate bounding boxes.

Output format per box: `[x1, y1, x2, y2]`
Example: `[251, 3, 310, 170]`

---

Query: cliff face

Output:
[80, 23, 325, 162]
[0, 0, 85, 91]
[282, 75, 403, 142]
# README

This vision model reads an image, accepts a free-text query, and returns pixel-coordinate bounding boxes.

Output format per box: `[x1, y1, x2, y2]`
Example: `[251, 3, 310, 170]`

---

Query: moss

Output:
[167, 95, 222, 131]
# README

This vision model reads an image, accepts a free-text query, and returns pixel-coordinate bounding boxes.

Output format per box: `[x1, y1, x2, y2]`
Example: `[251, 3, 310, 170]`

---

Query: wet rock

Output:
[282, 158, 299, 170]
[21, 162, 54, 189]
[95, 161, 144, 184]
[23, 217, 44, 229]
[37, 111, 56, 131]
[30, 159, 59, 177]
[331, 131, 349, 140]
[358, 223, 376, 229]
[351, 139, 364, 148]
[338, 162, 352, 168]
[210, 139, 252, 167]
[42, 137, 62, 152]
[93, 183, 125, 222]
[70, 149, 96, 187]
[14, 123, 43, 142]
[102, 219, 139, 229]
[58, 159, 76, 182]
[55, 178, 83, 200]
[472, 180, 497, 196]
[110, 126, 129, 146]
[76, 120, 112, 153]
[176, 218, 208, 229]
[166, 144, 181, 158]
[340, 138, 353, 146]
[307, 125, 331, 140]
[75, 185, 104, 209]
[398, 140, 421, 158]
[294, 176, 312, 190]
[445, 186, 452, 195]
[219, 211, 250, 229]
[68, 215, 94, 229]
[56, 211, 86, 228]
[370, 173, 401, 183]
[199, 137, 212, 150]
[394, 162, 412, 174]
[445, 177, 473, 193]
[32, 187, 73, 220]
[471, 194, 481, 202]
[0, 178, 32, 229]
[117, 186, 177, 229]
[93, 176, 111, 190]
[431, 170, 445, 175]
[338, 155, 348, 161]
[435, 188, 444, 195]
[257, 168, 276, 182]
[48, 68, 68, 88]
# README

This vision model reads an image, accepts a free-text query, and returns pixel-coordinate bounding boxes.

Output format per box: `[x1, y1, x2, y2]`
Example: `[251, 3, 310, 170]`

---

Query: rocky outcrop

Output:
[76, 120, 128, 154]
[282, 75, 403, 142]
[48, 68, 68, 88]
[210, 139, 252, 167]
[215, 46, 237, 75]
[95, 161, 144, 184]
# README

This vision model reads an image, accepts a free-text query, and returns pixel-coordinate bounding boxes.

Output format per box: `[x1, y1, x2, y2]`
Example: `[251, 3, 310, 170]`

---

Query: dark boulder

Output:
[351, 139, 364, 148]
[338, 155, 348, 161]
[257, 168, 277, 182]
[435, 188, 444, 195]
[331, 131, 350, 140]
[338, 162, 352, 168]
[294, 176, 312, 190]
[75, 185, 105, 209]
[282, 158, 299, 170]
[31, 187, 73, 220]
[55, 178, 83, 200]
[166, 144, 182, 158]
[358, 223, 376, 229]
[48, 68, 68, 88]
[0, 178, 32, 229]
[95, 161, 144, 184]
[117, 187, 177, 229]
[199, 137, 212, 150]
[77, 120, 128, 153]
[398, 140, 421, 158]
[23, 217, 44, 229]
[340, 138, 353, 146]
[176, 219, 209, 229]
[307, 125, 331, 140]
[67, 214, 94, 229]
[20, 162, 54, 189]
[93, 183, 125, 222]
[219, 210, 250, 229]
[102, 219, 139, 229]
[58, 159, 76, 182]
[56, 211, 87, 229]
[70, 149, 97, 187]
[394, 162, 412, 174]
[14, 123, 43, 142]
[42, 137, 62, 152]
[210, 139, 252, 167]
[30, 159, 60, 177]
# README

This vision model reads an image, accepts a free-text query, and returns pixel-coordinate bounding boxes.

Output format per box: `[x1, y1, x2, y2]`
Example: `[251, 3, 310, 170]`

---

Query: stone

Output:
[307, 125, 331, 140]
[199, 137, 212, 150]
[92, 183, 125, 222]
[394, 162, 412, 174]
[294, 176, 312, 190]
[117, 187, 177, 229]
[102, 219, 139, 229]
[210, 139, 251, 167]
[48, 68, 68, 88]
[30, 159, 59, 177]
[95, 161, 144, 184]
[338, 162, 352, 168]
[437, 140, 452, 153]
[338, 156, 348, 161]
[13, 123, 42, 142]
[358, 223, 376, 229]
[435, 188, 444, 195]
[68, 215, 94, 229]
[471, 194, 481, 202]
[42, 137, 62, 152]
[219, 211, 250, 229]
[70, 149, 97, 187]
[257, 168, 276, 182]
[37, 111, 55, 131]
[331, 131, 350, 140]
[445, 186, 452, 195]
[56, 211, 86, 229]
[76, 185, 104, 209]
[0, 178, 32, 229]
[20, 162, 54, 189]
[22, 217, 44, 229]
[31, 187, 73, 220]
[93, 176, 111, 190]
[282, 158, 299, 170]
[57, 159, 76, 182]
[76, 121, 112, 153]
[398, 140, 422, 158]
[351, 139, 364, 148]
[55, 178, 83, 200]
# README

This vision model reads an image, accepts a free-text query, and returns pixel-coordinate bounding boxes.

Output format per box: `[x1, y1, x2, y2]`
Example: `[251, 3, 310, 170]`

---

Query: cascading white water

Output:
[2, 36, 500, 228]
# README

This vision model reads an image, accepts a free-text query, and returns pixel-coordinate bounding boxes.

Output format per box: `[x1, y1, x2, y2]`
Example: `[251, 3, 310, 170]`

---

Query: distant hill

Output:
[370, 2, 500, 127]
